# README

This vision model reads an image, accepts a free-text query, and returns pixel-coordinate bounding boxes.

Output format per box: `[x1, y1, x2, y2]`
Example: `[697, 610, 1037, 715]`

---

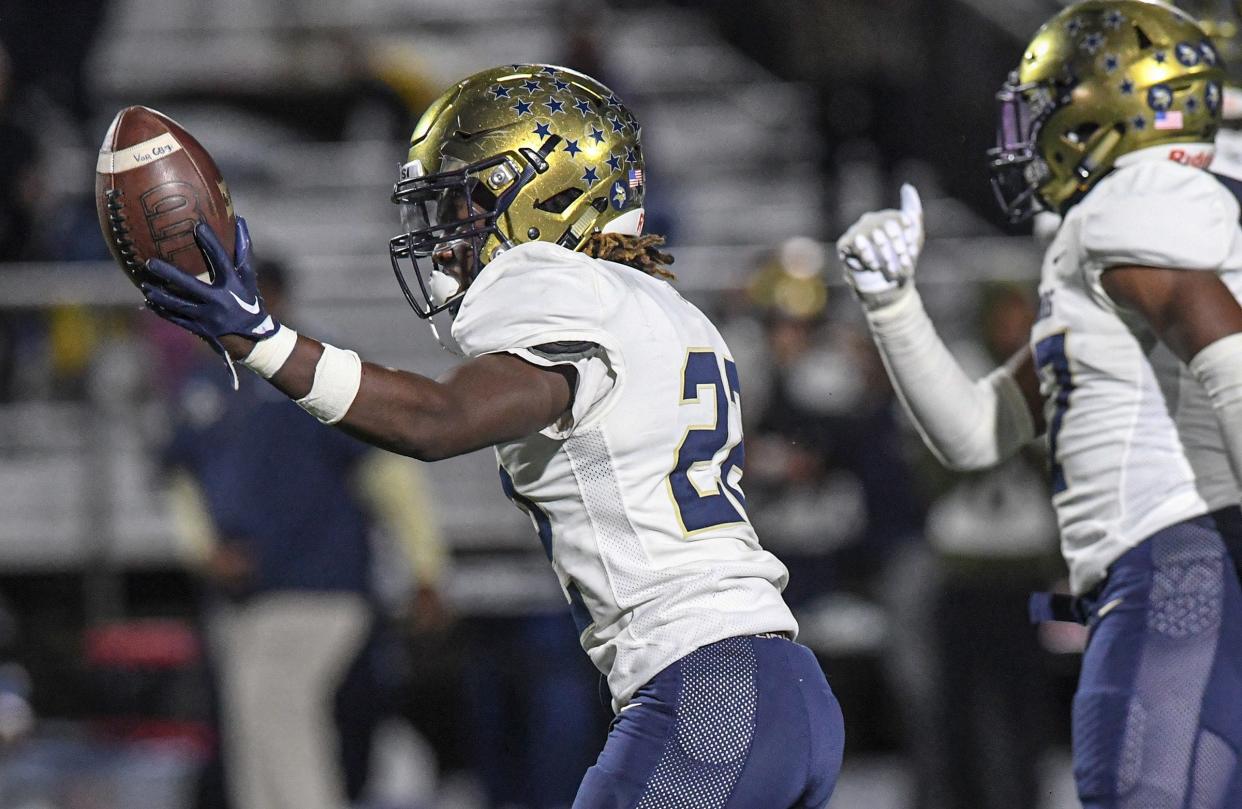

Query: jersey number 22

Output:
[668, 349, 748, 533]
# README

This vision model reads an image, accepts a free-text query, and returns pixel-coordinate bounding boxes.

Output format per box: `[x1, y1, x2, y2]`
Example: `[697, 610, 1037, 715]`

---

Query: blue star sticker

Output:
[1103, 54, 1119, 73]
[513, 99, 533, 116]
[1132, 115, 1147, 131]
[544, 97, 565, 114]
[540, 65, 558, 75]
[1104, 10, 1123, 29]
[1186, 96, 1199, 112]
[1120, 78, 1134, 95]
[564, 139, 582, 157]
[1201, 41, 1218, 66]
[1082, 32, 1104, 54]
[606, 93, 623, 107]
[609, 116, 625, 133]
[627, 147, 638, 164]
[1154, 51, 1167, 64]
[553, 79, 570, 91]
[1208, 82, 1222, 112]
[533, 121, 552, 138]
[509, 64, 523, 71]
[589, 126, 606, 144]
[606, 154, 621, 172]
[582, 167, 598, 183]
[491, 85, 511, 99]
[1066, 18, 1083, 35]
[523, 79, 541, 93]
[573, 97, 593, 116]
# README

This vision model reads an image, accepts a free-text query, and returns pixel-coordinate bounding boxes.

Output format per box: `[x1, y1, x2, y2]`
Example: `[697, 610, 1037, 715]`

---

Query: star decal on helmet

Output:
[609, 116, 625, 134]
[1175, 42, 1200, 67]
[533, 121, 552, 138]
[1103, 54, 1119, 73]
[1066, 17, 1083, 35]
[572, 97, 593, 116]
[1082, 32, 1104, 54]
[523, 79, 542, 93]
[1132, 114, 1147, 131]
[539, 65, 558, 75]
[626, 146, 639, 164]
[1147, 84, 1173, 112]
[553, 78, 570, 91]
[606, 154, 621, 172]
[1200, 40, 1218, 67]
[1186, 96, 1199, 113]
[545, 97, 565, 114]
[1154, 51, 1167, 64]
[492, 85, 512, 99]
[564, 139, 582, 157]
[1207, 82, 1222, 113]
[513, 99, 534, 116]
[1103, 9, 1124, 30]
[582, 167, 598, 183]
[1119, 78, 1134, 95]
[589, 126, 606, 144]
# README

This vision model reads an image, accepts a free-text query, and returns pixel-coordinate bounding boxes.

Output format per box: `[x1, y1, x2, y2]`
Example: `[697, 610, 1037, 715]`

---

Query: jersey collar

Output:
[1114, 142, 1215, 170]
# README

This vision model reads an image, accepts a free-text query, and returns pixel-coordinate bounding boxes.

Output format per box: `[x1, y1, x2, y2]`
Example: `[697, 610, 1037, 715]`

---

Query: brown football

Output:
[95, 106, 236, 288]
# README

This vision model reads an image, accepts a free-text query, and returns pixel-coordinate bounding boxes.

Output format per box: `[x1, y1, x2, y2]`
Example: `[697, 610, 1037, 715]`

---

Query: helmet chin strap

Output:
[427, 269, 462, 308]
[601, 208, 645, 236]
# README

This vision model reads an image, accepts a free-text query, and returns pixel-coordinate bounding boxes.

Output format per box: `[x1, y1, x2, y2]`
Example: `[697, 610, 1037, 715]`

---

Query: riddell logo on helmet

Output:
[1167, 148, 1214, 168]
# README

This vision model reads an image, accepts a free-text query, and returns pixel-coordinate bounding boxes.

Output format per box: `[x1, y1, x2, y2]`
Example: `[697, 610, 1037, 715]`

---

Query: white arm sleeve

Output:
[864, 288, 1037, 471]
[1189, 332, 1242, 488]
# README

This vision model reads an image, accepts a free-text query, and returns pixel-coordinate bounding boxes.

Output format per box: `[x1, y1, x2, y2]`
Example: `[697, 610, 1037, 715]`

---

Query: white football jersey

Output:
[452, 241, 797, 709]
[1031, 143, 1242, 594]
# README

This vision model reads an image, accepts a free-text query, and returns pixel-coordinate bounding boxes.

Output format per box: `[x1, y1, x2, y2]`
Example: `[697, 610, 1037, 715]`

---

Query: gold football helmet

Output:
[990, 0, 1225, 222]
[389, 64, 646, 318]
[1175, 0, 1242, 82]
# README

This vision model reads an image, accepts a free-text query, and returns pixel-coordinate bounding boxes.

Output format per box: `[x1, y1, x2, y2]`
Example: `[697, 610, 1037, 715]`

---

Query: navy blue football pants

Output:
[573, 634, 844, 809]
[1073, 509, 1242, 809]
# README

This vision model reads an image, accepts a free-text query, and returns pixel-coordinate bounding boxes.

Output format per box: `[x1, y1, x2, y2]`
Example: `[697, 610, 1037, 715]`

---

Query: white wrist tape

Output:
[1190, 332, 1242, 485]
[240, 325, 298, 378]
[296, 343, 362, 425]
[866, 288, 1036, 471]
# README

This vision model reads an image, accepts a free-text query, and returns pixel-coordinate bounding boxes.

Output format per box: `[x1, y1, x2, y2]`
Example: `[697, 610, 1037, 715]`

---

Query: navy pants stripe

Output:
[1073, 510, 1242, 809]
[573, 635, 844, 809]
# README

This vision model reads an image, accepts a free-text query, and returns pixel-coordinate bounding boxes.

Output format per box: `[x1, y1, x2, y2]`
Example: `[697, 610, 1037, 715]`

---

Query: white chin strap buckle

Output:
[601, 208, 645, 237]
[427, 269, 462, 308]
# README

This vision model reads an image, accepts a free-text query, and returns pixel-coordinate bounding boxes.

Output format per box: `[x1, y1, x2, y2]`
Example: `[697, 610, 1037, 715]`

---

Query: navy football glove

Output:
[141, 218, 279, 374]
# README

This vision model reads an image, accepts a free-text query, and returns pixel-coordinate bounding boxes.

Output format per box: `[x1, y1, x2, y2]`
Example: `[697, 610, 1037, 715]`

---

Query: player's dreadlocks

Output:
[583, 233, 675, 280]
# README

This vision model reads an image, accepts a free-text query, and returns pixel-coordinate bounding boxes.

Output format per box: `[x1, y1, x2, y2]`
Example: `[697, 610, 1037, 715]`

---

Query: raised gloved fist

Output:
[836, 184, 924, 310]
[141, 218, 277, 353]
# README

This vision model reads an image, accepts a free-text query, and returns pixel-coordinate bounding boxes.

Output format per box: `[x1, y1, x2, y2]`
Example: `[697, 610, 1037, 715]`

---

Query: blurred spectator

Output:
[883, 283, 1061, 809]
[162, 260, 448, 809]
[741, 238, 923, 602]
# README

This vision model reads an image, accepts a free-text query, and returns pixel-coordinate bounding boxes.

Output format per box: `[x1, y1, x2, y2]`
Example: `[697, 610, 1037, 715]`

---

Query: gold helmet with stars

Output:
[989, 0, 1225, 222]
[389, 64, 645, 318]
[1173, 0, 1242, 84]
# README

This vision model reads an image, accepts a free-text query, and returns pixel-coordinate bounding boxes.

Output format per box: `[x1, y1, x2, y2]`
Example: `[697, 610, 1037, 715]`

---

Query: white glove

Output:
[836, 184, 924, 310]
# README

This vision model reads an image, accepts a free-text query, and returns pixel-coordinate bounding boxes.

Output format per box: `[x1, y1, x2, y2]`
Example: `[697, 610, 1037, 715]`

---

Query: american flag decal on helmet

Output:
[628, 168, 644, 188]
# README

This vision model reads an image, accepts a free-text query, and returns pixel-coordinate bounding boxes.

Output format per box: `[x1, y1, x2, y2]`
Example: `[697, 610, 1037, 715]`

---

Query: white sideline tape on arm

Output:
[865, 287, 1036, 471]
[96, 133, 183, 174]
[296, 343, 362, 425]
[240, 325, 298, 379]
[1190, 332, 1242, 485]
